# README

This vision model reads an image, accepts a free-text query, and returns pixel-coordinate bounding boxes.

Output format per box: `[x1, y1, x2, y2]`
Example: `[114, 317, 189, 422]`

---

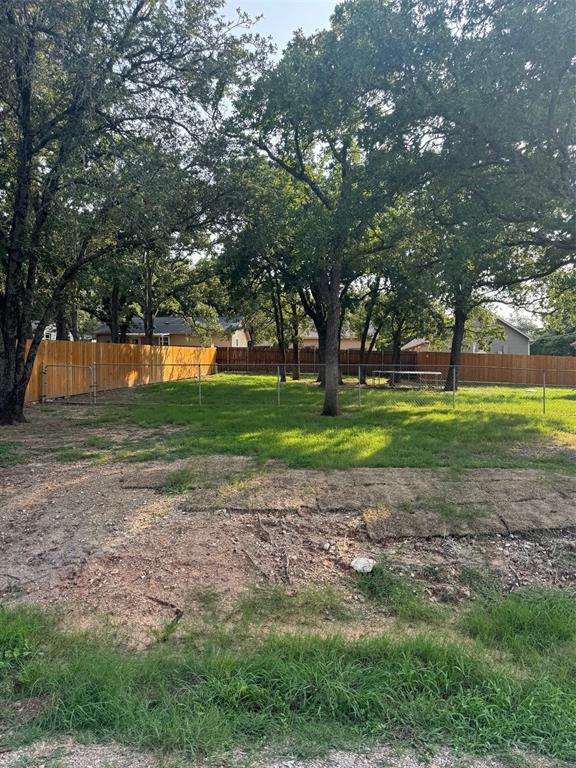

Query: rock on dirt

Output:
[350, 557, 376, 573]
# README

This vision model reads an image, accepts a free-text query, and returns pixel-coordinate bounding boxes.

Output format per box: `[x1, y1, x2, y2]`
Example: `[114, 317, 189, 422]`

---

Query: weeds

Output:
[399, 496, 490, 524]
[355, 564, 440, 622]
[238, 585, 353, 625]
[459, 566, 502, 598]
[54, 446, 98, 462]
[0, 440, 20, 466]
[461, 588, 576, 658]
[162, 465, 201, 494]
[1, 605, 574, 759]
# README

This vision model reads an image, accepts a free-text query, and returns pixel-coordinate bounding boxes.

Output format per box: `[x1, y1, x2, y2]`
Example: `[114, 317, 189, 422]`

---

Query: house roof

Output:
[401, 338, 429, 351]
[495, 316, 532, 340]
[95, 316, 243, 336]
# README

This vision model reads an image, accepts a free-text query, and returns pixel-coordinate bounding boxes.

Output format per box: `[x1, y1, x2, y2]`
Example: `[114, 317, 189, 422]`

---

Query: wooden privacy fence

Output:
[216, 346, 418, 373]
[416, 351, 576, 387]
[216, 347, 576, 387]
[25, 340, 217, 403]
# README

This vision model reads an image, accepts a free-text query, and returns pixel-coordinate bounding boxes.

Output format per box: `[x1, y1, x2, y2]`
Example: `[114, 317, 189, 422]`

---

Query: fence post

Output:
[452, 365, 457, 409]
[90, 363, 97, 405]
[41, 363, 47, 403]
[358, 365, 362, 406]
[198, 363, 202, 405]
[542, 370, 546, 415]
[277, 365, 281, 406]
[66, 361, 71, 401]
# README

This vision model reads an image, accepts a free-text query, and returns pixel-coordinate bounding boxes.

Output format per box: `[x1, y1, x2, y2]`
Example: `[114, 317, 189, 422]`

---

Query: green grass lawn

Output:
[91, 374, 575, 471]
[1, 589, 575, 760]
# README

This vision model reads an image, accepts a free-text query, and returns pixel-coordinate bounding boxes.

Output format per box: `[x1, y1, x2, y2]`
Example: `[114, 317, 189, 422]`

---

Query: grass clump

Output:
[399, 495, 490, 524]
[461, 588, 576, 658]
[0, 440, 20, 466]
[54, 446, 98, 462]
[238, 585, 353, 625]
[1, 605, 575, 760]
[162, 465, 200, 494]
[356, 564, 439, 622]
[459, 566, 502, 598]
[84, 435, 114, 450]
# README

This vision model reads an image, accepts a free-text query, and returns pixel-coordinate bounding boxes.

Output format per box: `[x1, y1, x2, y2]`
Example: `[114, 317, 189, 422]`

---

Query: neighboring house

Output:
[300, 329, 362, 351]
[95, 316, 249, 347]
[469, 316, 531, 355]
[401, 338, 431, 353]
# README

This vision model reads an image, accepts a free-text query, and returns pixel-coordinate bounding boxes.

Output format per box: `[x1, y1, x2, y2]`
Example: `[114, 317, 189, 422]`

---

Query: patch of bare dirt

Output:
[0, 740, 570, 768]
[1, 453, 575, 639]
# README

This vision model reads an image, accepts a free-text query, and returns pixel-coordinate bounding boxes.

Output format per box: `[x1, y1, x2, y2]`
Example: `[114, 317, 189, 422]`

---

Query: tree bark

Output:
[143, 252, 155, 345]
[444, 307, 467, 391]
[390, 325, 403, 386]
[290, 300, 300, 380]
[298, 286, 327, 385]
[322, 265, 341, 416]
[0, 21, 35, 425]
[357, 281, 382, 385]
[108, 281, 121, 343]
[270, 273, 287, 382]
[55, 295, 68, 340]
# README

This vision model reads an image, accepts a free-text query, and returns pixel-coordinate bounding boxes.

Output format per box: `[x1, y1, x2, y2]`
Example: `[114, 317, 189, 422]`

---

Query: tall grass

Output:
[461, 588, 576, 658]
[1, 605, 574, 760]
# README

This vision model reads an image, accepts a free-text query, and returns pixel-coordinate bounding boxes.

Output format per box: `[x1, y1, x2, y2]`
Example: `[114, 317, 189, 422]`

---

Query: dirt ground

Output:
[1, 450, 575, 639]
[0, 739, 571, 768]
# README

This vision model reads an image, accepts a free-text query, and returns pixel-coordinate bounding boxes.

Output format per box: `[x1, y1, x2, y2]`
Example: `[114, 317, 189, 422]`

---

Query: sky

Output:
[225, 0, 337, 52]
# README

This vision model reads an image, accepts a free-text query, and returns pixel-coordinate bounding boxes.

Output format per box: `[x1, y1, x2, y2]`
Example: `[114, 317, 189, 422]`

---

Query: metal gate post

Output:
[542, 370, 546, 415]
[90, 363, 97, 405]
[277, 365, 281, 406]
[452, 365, 457, 409]
[41, 363, 47, 403]
[358, 365, 361, 406]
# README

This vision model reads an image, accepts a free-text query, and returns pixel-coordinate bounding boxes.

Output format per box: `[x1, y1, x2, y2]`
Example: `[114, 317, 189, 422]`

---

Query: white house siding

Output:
[489, 323, 530, 355]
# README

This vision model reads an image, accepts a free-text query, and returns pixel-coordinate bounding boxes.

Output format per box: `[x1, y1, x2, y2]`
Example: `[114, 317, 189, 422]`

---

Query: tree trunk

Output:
[0, 31, 34, 425]
[69, 284, 80, 341]
[444, 307, 467, 391]
[297, 286, 326, 385]
[390, 327, 402, 386]
[290, 300, 300, 380]
[270, 274, 286, 382]
[0, 381, 26, 425]
[143, 253, 154, 345]
[55, 295, 68, 340]
[108, 281, 121, 343]
[322, 266, 341, 416]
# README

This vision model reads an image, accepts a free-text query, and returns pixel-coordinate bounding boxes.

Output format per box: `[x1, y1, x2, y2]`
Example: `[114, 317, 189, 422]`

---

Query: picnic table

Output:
[371, 370, 443, 388]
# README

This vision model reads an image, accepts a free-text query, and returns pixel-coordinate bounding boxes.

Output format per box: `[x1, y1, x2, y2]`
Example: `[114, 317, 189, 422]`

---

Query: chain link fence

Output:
[35, 361, 576, 418]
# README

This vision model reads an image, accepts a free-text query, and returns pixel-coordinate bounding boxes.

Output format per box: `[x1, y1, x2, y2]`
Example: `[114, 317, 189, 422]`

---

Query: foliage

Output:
[0, 0, 259, 422]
